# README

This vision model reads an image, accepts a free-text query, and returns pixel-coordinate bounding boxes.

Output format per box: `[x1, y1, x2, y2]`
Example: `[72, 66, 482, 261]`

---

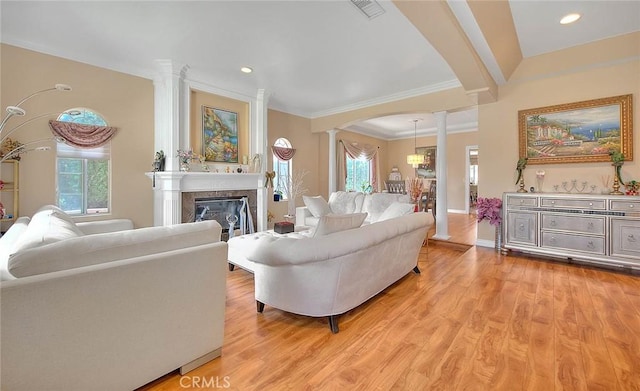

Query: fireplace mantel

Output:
[145, 171, 261, 192]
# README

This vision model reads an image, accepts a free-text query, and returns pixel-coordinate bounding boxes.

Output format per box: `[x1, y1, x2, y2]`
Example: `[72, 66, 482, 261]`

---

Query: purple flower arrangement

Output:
[476, 197, 502, 226]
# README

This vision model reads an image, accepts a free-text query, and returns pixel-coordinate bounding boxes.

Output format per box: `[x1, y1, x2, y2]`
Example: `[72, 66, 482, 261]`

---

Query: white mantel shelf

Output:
[145, 171, 262, 192]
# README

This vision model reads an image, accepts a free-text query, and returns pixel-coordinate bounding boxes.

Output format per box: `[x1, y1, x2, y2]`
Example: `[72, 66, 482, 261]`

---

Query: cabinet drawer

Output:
[506, 196, 537, 207]
[610, 218, 640, 259]
[541, 232, 605, 255]
[610, 200, 640, 214]
[541, 213, 605, 235]
[506, 211, 537, 246]
[540, 197, 606, 210]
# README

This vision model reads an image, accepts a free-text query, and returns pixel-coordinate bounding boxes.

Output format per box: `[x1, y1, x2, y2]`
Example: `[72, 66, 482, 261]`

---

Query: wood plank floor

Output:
[139, 214, 640, 391]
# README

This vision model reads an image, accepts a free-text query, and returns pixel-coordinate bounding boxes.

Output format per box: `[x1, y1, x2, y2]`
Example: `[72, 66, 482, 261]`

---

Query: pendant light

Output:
[406, 119, 425, 168]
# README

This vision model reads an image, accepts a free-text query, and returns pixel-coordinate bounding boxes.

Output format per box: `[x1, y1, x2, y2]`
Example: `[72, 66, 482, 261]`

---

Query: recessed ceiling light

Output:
[560, 13, 581, 25]
[240, 67, 253, 73]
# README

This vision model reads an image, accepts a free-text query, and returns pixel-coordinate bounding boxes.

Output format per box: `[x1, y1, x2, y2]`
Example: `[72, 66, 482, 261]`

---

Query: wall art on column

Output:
[416, 146, 436, 179]
[202, 106, 239, 163]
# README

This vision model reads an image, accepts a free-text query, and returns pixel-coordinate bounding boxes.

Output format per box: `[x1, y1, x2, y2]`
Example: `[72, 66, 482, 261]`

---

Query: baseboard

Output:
[475, 239, 495, 248]
[180, 347, 222, 375]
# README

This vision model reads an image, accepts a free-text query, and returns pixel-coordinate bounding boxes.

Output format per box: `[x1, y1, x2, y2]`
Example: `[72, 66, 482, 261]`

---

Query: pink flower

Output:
[476, 197, 502, 226]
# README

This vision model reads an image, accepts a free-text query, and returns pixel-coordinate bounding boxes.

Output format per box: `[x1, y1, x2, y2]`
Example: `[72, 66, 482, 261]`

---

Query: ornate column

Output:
[255, 89, 269, 231]
[327, 129, 339, 195]
[433, 111, 450, 240]
[152, 60, 189, 226]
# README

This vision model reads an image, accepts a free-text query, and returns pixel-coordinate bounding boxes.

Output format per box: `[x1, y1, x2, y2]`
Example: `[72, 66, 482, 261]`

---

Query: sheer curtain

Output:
[338, 139, 380, 192]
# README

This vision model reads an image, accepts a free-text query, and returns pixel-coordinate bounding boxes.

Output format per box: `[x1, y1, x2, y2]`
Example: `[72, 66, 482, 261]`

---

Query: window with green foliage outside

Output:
[345, 156, 372, 193]
[56, 108, 110, 215]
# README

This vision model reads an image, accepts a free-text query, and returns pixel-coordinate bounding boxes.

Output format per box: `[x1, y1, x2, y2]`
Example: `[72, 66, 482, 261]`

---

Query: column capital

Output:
[326, 129, 340, 136]
[153, 60, 190, 81]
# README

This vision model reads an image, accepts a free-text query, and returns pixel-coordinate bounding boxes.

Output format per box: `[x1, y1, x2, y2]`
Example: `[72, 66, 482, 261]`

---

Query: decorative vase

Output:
[287, 199, 296, 218]
[494, 223, 503, 252]
[180, 160, 190, 172]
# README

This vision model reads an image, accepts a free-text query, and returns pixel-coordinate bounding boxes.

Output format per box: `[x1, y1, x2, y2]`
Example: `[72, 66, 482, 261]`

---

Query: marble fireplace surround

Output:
[182, 190, 257, 230]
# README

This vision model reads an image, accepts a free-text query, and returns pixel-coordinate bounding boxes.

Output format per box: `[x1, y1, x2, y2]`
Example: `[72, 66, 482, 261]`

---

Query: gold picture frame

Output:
[518, 94, 633, 164]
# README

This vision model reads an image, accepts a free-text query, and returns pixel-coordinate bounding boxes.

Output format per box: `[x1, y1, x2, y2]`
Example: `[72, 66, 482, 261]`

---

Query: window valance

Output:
[49, 120, 118, 149]
[340, 139, 378, 160]
[271, 145, 296, 161]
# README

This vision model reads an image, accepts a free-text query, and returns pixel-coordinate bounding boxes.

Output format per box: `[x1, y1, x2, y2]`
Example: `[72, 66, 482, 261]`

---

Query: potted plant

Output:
[476, 197, 503, 251]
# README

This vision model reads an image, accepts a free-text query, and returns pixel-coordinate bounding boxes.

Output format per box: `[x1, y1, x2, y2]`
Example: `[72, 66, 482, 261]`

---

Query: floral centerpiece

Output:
[406, 177, 423, 206]
[177, 149, 195, 171]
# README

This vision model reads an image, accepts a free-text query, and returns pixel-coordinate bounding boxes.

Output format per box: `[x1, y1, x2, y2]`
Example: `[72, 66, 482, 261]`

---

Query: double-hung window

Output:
[272, 138, 292, 200]
[56, 109, 110, 214]
[345, 156, 372, 193]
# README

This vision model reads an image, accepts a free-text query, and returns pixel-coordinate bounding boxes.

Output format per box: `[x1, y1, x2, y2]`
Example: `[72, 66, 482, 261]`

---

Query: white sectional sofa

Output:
[229, 212, 432, 333]
[0, 205, 228, 391]
[296, 191, 412, 227]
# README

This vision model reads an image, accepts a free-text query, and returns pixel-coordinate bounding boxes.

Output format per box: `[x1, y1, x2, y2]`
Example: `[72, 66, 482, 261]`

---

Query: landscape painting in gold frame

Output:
[518, 94, 632, 165]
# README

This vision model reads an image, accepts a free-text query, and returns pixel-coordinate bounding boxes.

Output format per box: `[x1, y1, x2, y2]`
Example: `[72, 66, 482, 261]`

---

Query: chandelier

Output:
[406, 119, 425, 168]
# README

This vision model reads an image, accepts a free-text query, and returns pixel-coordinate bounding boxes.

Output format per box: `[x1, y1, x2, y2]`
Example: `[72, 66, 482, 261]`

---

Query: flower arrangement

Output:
[177, 149, 195, 164]
[406, 177, 423, 204]
[476, 197, 502, 226]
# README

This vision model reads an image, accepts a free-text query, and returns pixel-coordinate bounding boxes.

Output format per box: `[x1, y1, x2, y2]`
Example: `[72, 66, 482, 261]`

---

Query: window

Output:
[345, 155, 372, 193]
[56, 108, 110, 215]
[272, 138, 292, 200]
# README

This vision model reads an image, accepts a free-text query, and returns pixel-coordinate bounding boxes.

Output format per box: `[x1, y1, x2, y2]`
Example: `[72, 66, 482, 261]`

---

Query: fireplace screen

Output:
[195, 197, 248, 234]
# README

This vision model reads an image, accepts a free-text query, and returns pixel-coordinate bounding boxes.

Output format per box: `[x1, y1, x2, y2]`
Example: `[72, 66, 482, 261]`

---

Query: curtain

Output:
[339, 139, 380, 192]
[49, 120, 117, 148]
[271, 146, 296, 161]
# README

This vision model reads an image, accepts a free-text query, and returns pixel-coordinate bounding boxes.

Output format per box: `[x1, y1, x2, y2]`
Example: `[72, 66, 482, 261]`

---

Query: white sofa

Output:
[0, 205, 228, 391]
[236, 212, 432, 333]
[296, 191, 412, 227]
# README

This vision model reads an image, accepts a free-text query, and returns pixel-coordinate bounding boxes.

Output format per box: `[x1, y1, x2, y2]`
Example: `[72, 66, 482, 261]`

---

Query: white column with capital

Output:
[152, 60, 190, 226]
[327, 129, 339, 195]
[255, 89, 269, 231]
[433, 111, 450, 240]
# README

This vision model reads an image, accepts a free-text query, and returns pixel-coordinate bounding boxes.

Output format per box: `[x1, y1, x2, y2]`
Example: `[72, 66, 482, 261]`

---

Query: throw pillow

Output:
[377, 202, 415, 222]
[303, 195, 332, 218]
[11, 206, 84, 254]
[313, 212, 367, 237]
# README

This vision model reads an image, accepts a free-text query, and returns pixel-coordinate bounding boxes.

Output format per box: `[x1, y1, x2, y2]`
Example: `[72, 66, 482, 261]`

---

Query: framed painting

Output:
[415, 146, 436, 179]
[202, 106, 239, 163]
[518, 94, 633, 165]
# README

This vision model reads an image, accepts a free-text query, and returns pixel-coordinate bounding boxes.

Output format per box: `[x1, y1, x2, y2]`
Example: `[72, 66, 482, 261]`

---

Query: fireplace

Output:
[182, 189, 257, 241]
[194, 196, 255, 239]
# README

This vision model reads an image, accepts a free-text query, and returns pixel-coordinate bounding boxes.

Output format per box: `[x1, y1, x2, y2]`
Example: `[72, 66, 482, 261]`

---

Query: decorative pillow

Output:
[10, 206, 84, 254]
[313, 212, 367, 237]
[303, 195, 332, 218]
[377, 202, 415, 222]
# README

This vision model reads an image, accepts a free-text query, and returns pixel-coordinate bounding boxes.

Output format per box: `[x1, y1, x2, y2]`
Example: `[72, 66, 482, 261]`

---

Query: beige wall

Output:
[477, 35, 640, 240]
[1, 44, 155, 227]
[266, 109, 319, 226]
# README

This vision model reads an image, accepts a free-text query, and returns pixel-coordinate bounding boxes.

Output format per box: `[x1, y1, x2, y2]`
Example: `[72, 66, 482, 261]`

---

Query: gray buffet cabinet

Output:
[503, 192, 640, 272]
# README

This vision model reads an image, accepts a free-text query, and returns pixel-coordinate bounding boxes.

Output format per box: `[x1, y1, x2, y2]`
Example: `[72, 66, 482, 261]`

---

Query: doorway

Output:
[465, 145, 478, 214]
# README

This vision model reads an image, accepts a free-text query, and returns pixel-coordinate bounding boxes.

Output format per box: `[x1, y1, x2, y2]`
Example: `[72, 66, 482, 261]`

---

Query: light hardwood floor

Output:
[140, 213, 640, 391]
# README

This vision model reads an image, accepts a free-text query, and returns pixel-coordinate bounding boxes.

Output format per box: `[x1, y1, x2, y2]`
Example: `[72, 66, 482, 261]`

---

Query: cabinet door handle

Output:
[587, 222, 594, 230]
[549, 237, 556, 243]
[550, 220, 557, 227]
[630, 204, 635, 209]
[518, 224, 525, 232]
[587, 241, 595, 250]
[628, 234, 637, 243]
[589, 202, 593, 206]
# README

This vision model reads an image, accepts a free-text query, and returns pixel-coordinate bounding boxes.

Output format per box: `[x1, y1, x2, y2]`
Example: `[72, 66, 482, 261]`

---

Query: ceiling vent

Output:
[350, 0, 386, 20]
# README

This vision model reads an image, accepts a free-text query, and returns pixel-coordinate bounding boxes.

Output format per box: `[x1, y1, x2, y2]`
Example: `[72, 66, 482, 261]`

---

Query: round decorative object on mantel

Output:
[237, 167, 243, 173]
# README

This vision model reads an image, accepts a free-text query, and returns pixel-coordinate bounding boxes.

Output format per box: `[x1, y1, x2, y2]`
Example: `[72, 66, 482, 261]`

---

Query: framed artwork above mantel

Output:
[518, 94, 633, 165]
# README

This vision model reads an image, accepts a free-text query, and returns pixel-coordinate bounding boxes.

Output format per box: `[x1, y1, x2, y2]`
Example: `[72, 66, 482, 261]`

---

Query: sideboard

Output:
[503, 192, 640, 272]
